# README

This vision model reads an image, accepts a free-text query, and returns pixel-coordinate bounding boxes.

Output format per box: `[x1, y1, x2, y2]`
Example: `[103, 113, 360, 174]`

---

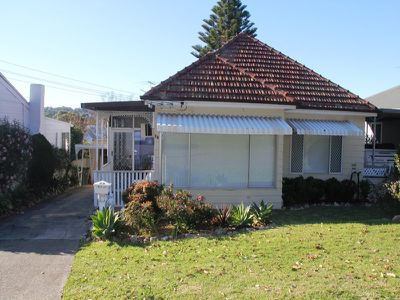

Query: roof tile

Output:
[141, 33, 376, 112]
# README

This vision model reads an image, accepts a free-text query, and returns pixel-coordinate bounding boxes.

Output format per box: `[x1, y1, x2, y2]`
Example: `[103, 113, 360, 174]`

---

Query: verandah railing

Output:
[93, 170, 154, 207]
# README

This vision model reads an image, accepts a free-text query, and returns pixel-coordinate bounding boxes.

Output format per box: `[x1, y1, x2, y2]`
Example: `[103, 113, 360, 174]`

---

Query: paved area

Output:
[0, 187, 93, 300]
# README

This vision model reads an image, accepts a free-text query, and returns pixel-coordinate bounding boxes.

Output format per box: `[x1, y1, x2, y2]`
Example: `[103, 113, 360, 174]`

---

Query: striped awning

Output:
[157, 114, 292, 135]
[287, 119, 364, 136]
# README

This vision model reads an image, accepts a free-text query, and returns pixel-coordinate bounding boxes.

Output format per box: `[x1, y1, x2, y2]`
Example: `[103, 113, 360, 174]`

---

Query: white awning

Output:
[287, 119, 364, 136]
[157, 114, 292, 135]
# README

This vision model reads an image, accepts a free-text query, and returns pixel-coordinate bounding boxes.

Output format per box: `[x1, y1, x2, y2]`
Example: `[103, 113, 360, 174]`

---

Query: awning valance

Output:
[287, 119, 364, 136]
[157, 114, 292, 135]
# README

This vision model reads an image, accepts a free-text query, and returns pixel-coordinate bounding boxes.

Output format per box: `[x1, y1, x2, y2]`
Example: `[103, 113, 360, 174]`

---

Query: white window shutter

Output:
[291, 134, 303, 173]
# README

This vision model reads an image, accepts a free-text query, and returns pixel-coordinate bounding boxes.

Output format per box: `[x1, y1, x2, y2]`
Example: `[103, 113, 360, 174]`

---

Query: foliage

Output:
[251, 200, 273, 226]
[27, 134, 58, 193]
[123, 180, 162, 207]
[157, 186, 216, 233]
[211, 206, 231, 227]
[64, 207, 399, 300]
[124, 200, 157, 235]
[0, 119, 32, 193]
[359, 179, 371, 201]
[191, 0, 257, 57]
[283, 176, 358, 207]
[70, 126, 83, 160]
[229, 203, 253, 228]
[91, 208, 121, 240]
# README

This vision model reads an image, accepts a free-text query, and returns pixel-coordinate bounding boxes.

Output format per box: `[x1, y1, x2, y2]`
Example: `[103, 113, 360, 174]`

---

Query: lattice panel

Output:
[330, 136, 342, 173]
[291, 134, 303, 173]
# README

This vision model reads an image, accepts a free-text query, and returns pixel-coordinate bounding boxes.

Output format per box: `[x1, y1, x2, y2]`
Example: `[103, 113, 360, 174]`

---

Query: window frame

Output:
[161, 133, 277, 189]
[289, 134, 343, 175]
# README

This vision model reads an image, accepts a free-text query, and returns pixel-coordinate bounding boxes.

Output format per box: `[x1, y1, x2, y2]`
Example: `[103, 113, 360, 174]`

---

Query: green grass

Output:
[63, 207, 400, 299]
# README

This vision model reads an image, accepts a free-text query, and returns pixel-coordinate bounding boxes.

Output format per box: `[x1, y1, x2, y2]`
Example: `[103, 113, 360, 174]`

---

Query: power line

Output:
[7, 77, 104, 97]
[0, 68, 136, 96]
[0, 59, 140, 94]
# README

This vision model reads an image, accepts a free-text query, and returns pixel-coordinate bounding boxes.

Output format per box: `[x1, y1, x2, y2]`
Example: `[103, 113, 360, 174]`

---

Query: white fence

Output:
[364, 149, 396, 168]
[93, 170, 154, 207]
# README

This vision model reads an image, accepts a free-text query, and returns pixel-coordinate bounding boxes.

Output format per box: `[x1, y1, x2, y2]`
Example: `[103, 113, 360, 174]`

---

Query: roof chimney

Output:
[29, 84, 45, 134]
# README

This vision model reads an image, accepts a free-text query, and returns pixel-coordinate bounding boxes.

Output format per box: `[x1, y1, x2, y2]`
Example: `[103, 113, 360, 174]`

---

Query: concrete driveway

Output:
[0, 187, 93, 300]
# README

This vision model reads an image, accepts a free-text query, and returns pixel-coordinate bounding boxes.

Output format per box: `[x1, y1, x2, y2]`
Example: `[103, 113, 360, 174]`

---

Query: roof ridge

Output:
[215, 54, 294, 102]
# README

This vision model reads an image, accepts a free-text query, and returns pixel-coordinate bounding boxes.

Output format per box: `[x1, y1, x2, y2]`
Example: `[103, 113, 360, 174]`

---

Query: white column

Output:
[95, 111, 99, 171]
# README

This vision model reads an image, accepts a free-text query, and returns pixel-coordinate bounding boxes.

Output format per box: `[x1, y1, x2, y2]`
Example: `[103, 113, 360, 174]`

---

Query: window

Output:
[303, 135, 330, 173]
[190, 134, 248, 188]
[291, 135, 342, 174]
[162, 133, 189, 187]
[162, 133, 276, 188]
[249, 135, 275, 187]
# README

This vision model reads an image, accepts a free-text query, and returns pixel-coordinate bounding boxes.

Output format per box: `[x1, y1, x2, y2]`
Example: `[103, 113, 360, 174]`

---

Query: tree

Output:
[191, 0, 257, 58]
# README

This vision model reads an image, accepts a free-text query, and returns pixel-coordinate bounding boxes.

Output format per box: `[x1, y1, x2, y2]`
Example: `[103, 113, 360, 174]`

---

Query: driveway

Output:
[0, 187, 93, 300]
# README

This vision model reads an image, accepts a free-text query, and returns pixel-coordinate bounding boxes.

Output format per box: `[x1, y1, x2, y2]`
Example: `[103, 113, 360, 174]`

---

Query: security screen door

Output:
[112, 130, 134, 171]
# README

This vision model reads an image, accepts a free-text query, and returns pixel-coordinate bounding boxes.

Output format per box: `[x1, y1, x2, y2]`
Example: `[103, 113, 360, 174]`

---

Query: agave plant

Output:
[211, 206, 231, 227]
[91, 207, 120, 240]
[229, 203, 253, 228]
[251, 200, 273, 226]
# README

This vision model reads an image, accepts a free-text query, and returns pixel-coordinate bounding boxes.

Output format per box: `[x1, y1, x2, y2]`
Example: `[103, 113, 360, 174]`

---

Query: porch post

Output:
[372, 116, 376, 167]
[95, 111, 99, 171]
[132, 115, 135, 172]
[100, 116, 104, 170]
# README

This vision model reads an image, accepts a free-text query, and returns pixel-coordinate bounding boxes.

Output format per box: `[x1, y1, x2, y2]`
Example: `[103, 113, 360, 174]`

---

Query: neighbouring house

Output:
[362, 85, 400, 175]
[84, 33, 377, 208]
[0, 72, 72, 150]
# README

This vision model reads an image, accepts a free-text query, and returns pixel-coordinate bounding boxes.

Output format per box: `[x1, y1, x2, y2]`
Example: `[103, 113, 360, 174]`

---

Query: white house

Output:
[0, 72, 71, 150]
[83, 34, 377, 208]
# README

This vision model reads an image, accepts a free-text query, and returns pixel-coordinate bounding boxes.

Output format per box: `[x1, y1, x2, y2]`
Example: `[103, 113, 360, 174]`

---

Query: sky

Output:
[0, 0, 399, 108]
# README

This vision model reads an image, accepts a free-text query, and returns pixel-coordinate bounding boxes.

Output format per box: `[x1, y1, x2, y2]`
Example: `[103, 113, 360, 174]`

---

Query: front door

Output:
[112, 130, 134, 171]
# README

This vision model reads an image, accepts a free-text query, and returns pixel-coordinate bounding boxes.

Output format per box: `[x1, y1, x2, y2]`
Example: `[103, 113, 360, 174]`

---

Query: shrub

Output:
[91, 208, 121, 240]
[124, 200, 157, 235]
[282, 177, 306, 206]
[211, 206, 231, 227]
[0, 119, 32, 193]
[251, 200, 273, 226]
[340, 179, 357, 202]
[157, 186, 216, 233]
[0, 193, 13, 214]
[324, 178, 342, 203]
[229, 203, 253, 228]
[27, 134, 57, 193]
[359, 179, 371, 201]
[303, 177, 325, 204]
[123, 180, 162, 208]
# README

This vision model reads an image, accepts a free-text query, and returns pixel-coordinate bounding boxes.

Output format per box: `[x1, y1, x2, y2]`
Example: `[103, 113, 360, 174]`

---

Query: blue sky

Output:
[0, 0, 398, 108]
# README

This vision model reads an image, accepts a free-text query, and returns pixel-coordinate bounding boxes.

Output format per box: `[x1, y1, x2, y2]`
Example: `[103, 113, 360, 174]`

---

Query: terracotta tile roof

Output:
[141, 33, 376, 112]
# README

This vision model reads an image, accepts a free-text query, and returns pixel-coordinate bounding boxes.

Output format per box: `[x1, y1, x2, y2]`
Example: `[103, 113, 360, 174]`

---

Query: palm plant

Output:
[229, 203, 253, 228]
[211, 206, 231, 227]
[91, 208, 120, 240]
[251, 200, 273, 226]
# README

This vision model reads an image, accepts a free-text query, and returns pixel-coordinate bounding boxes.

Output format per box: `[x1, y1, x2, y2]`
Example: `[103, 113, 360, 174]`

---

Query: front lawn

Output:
[63, 207, 400, 299]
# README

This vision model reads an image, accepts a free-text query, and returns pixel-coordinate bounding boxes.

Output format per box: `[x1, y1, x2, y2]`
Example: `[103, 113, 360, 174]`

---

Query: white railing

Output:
[93, 170, 154, 207]
[364, 149, 396, 168]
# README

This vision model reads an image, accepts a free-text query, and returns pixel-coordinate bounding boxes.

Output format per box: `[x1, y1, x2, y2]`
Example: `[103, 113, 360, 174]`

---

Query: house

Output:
[363, 85, 400, 172]
[0, 72, 71, 150]
[83, 33, 377, 208]
[366, 85, 400, 148]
